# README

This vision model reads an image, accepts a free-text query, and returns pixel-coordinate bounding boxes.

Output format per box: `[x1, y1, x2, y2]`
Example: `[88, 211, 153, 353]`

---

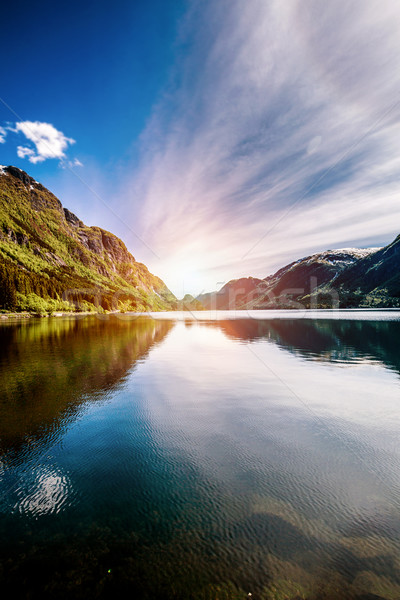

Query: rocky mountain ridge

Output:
[198, 243, 400, 309]
[1, 164, 399, 312]
[0, 165, 176, 312]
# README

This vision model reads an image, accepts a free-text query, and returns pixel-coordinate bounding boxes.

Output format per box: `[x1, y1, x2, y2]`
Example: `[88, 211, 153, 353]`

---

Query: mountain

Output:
[197, 277, 264, 310]
[3, 163, 398, 313]
[333, 235, 400, 303]
[178, 294, 204, 311]
[0, 165, 177, 313]
[198, 243, 400, 309]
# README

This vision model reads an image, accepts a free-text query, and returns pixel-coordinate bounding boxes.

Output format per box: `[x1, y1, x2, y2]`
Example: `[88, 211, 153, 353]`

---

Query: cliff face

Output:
[0, 165, 176, 312]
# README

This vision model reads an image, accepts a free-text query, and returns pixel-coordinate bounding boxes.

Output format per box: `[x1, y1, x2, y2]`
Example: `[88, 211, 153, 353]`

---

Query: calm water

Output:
[1, 312, 400, 599]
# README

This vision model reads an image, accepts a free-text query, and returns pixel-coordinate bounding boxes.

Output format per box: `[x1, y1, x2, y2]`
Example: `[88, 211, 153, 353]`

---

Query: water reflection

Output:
[13, 465, 72, 517]
[211, 318, 400, 373]
[1, 315, 400, 599]
[0, 316, 173, 464]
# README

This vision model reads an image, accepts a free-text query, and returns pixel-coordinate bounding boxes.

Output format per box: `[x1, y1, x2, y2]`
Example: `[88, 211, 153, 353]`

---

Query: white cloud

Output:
[17, 145, 36, 160]
[59, 157, 84, 169]
[127, 0, 400, 295]
[0, 126, 6, 143]
[15, 121, 75, 163]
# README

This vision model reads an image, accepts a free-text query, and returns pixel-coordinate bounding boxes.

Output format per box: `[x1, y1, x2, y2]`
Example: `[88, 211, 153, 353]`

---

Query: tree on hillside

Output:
[0, 265, 17, 311]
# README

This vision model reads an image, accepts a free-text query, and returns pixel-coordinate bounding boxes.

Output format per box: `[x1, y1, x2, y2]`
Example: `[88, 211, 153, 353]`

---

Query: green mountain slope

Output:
[0, 165, 176, 313]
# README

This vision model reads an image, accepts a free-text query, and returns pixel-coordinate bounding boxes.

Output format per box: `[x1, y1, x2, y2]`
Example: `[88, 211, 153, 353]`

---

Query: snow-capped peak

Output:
[302, 247, 381, 267]
[325, 247, 381, 258]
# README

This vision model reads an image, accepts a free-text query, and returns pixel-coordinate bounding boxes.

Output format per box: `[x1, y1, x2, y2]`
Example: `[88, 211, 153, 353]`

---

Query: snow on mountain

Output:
[302, 247, 381, 267]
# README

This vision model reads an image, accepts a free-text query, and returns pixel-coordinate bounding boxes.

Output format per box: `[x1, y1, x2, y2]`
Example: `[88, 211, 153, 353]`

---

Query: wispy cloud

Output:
[0, 126, 6, 143]
[61, 157, 84, 169]
[128, 0, 400, 295]
[71, 158, 83, 167]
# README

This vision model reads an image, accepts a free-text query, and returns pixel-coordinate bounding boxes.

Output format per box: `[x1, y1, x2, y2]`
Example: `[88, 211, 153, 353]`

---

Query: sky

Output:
[1, 0, 400, 297]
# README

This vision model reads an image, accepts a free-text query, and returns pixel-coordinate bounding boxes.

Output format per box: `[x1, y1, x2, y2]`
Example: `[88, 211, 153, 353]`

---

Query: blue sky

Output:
[1, 0, 400, 296]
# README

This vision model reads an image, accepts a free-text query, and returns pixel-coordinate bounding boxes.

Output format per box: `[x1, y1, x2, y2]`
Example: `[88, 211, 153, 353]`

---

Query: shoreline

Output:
[0, 311, 120, 320]
[1, 306, 400, 321]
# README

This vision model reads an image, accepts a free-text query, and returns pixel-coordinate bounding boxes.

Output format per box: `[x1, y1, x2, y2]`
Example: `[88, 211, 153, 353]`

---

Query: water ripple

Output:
[13, 465, 73, 517]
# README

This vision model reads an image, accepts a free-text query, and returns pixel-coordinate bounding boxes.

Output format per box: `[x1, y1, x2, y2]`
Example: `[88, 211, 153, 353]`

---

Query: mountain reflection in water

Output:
[208, 318, 400, 372]
[0, 316, 174, 463]
[0, 313, 400, 600]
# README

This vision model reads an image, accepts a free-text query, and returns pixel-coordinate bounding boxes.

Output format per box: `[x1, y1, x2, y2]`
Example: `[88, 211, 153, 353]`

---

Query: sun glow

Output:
[164, 265, 207, 298]
[153, 255, 219, 299]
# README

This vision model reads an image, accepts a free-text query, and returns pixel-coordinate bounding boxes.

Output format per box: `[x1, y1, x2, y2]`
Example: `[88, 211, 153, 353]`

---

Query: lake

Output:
[1, 311, 400, 599]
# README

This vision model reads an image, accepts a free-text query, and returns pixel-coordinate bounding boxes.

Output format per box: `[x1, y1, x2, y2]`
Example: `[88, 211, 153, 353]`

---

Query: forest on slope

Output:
[0, 166, 177, 314]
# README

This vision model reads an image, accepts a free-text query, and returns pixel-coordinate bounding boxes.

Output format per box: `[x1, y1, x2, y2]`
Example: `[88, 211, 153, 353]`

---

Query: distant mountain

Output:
[3, 164, 398, 313]
[333, 235, 400, 303]
[0, 165, 177, 313]
[178, 294, 204, 311]
[197, 277, 264, 310]
[198, 243, 400, 309]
